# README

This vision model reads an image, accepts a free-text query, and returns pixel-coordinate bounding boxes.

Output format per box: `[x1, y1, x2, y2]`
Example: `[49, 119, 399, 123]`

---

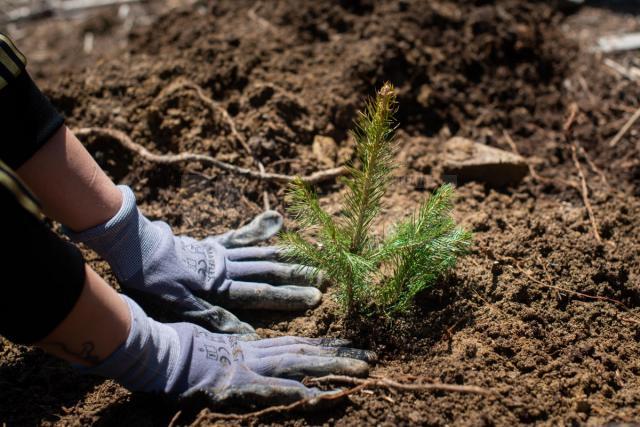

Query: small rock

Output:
[443, 137, 528, 187]
[312, 135, 338, 167]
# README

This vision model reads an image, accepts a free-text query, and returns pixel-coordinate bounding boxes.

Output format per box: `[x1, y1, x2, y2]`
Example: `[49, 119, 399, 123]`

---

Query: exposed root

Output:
[193, 384, 366, 423]
[157, 78, 274, 207]
[307, 374, 492, 395]
[158, 79, 253, 156]
[193, 374, 492, 423]
[74, 127, 347, 184]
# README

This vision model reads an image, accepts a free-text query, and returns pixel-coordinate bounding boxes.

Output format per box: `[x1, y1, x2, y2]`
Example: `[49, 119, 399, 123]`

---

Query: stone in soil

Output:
[442, 137, 528, 188]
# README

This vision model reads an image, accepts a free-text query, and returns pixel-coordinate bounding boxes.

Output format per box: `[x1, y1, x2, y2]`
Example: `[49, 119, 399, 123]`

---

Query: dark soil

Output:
[2, 0, 640, 425]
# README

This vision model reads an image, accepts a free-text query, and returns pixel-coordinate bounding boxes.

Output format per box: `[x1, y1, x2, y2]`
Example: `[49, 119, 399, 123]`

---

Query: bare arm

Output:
[16, 126, 122, 232]
[37, 264, 130, 367]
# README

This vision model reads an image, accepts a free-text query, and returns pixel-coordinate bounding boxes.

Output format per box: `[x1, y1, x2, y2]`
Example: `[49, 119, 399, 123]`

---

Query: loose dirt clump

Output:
[2, 0, 640, 425]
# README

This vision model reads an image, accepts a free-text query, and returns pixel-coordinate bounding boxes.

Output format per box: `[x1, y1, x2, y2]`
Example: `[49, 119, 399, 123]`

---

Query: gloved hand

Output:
[80, 295, 374, 405]
[67, 185, 322, 334]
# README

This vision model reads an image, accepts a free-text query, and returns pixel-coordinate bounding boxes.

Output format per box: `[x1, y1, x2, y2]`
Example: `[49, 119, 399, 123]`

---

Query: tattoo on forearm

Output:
[43, 341, 102, 366]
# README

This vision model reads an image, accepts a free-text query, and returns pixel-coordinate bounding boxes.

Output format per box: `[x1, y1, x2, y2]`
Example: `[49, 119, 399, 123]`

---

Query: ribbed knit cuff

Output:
[65, 185, 162, 281]
[74, 295, 180, 394]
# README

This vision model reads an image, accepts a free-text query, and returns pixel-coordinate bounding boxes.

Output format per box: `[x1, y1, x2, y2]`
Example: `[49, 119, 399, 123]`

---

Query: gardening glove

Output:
[79, 295, 374, 405]
[67, 185, 323, 335]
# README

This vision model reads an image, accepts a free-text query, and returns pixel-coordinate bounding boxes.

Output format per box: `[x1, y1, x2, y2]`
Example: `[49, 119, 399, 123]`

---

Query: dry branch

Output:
[73, 127, 347, 184]
[598, 32, 640, 53]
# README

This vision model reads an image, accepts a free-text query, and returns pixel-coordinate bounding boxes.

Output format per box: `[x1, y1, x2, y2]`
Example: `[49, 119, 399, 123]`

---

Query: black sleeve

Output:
[0, 162, 85, 344]
[0, 33, 64, 169]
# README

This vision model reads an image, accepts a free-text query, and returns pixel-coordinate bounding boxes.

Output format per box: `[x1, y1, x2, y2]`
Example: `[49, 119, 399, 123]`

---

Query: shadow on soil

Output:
[0, 348, 101, 425]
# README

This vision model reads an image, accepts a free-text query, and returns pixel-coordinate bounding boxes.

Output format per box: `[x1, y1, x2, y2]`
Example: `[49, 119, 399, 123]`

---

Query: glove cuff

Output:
[74, 295, 182, 394]
[65, 185, 162, 281]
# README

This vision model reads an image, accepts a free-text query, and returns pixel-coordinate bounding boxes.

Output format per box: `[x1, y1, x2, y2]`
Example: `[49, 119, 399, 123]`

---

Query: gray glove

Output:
[67, 186, 322, 334]
[79, 295, 374, 405]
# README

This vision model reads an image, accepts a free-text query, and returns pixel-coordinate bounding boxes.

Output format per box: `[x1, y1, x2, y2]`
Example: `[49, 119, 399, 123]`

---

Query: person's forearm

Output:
[36, 265, 131, 366]
[16, 126, 122, 232]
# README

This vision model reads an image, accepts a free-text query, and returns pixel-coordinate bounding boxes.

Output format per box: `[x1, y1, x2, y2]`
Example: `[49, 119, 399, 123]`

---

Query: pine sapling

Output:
[281, 83, 472, 316]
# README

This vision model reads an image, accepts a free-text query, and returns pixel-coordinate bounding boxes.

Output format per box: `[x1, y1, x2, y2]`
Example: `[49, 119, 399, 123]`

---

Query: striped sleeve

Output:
[0, 33, 27, 91]
[0, 159, 86, 345]
[0, 158, 41, 218]
[0, 32, 65, 169]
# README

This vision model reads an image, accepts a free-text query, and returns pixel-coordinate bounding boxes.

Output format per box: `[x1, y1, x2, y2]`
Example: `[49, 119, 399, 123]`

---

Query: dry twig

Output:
[505, 128, 603, 245]
[247, 2, 279, 33]
[609, 105, 640, 147]
[3, 0, 142, 23]
[604, 58, 640, 82]
[563, 102, 579, 132]
[502, 130, 562, 185]
[570, 144, 602, 244]
[74, 127, 347, 184]
[167, 410, 182, 427]
[576, 143, 609, 187]
[499, 255, 640, 324]
[562, 104, 602, 244]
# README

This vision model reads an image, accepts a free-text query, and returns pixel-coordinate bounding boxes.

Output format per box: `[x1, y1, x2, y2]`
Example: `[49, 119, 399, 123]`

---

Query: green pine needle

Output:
[281, 83, 472, 316]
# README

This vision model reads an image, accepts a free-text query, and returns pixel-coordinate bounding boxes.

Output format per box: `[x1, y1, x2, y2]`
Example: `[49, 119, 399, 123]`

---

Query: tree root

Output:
[157, 79, 253, 156]
[189, 374, 491, 423]
[73, 127, 347, 185]
[306, 374, 492, 395]
[157, 78, 270, 207]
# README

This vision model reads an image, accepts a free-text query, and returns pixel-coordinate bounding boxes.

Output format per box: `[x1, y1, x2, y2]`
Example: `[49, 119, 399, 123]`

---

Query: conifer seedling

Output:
[281, 83, 472, 316]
